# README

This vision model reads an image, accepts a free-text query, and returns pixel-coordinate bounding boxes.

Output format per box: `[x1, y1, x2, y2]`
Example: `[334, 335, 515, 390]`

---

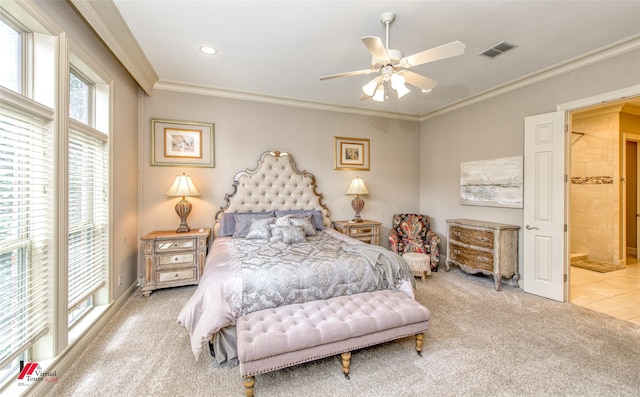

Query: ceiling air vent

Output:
[479, 41, 518, 58]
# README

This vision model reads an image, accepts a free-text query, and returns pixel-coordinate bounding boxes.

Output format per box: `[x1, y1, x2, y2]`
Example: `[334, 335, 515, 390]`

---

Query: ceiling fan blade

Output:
[361, 36, 390, 63]
[403, 71, 438, 92]
[319, 69, 373, 80]
[400, 41, 466, 68]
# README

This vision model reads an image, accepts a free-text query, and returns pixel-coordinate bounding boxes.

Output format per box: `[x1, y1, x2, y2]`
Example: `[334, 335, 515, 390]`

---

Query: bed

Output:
[177, 151, 414, 367]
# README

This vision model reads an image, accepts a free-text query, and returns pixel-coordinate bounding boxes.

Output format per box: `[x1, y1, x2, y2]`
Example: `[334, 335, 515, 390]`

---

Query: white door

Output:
[523, 111, 566, 301]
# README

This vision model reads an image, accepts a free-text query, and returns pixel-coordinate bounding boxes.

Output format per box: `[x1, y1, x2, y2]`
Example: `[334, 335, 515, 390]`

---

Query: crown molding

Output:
[420, 34, 640, 121]
[68, 0, 157, 96]
[153, 80, 421, 121]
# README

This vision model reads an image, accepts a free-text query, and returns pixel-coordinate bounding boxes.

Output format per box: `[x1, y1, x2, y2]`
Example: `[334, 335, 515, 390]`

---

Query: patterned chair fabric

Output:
[389, 214, 441, 271]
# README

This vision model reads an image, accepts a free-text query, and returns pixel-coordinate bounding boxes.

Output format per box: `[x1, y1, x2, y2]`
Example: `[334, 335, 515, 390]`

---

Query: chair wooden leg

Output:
[243, 376, 255, 397]
[415, 333, 424, 356]
[341, 352, 351, 379]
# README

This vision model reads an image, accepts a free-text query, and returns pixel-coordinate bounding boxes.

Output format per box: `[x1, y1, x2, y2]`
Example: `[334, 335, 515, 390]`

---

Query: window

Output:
[0, 18, 21, 93]
[67, 67, 109, 328]
[0, 3, 111, 390]
[0, 97, 54, 387]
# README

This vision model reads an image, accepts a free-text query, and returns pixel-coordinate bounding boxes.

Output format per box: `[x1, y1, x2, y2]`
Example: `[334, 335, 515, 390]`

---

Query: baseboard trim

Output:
[26, 282, 138, 397]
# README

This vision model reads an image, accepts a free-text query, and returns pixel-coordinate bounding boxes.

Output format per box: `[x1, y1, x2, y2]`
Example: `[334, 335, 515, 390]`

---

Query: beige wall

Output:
[419, 49, 640, 277]
[138, 91, 421, 277]
[36, 0, 140, 301]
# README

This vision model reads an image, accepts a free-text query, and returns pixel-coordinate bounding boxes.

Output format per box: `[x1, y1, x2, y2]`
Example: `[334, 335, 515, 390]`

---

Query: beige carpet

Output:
[571, 259, 626, 273]
[46, 268, 640, 397]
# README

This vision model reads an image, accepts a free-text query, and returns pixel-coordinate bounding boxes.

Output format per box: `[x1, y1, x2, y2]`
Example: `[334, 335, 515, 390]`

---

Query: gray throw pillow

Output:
[232, 212, 275, 238]
[289, 216, 316, 236]
[274, 225, 306, 244]
[245, 217, 275, 239]
[274, 210, 325, 230]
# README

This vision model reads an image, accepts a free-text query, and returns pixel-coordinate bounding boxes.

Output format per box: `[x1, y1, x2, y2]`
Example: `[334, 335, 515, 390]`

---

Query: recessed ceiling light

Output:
[421, 89, 433, 93]
[199, 46, 217, 55]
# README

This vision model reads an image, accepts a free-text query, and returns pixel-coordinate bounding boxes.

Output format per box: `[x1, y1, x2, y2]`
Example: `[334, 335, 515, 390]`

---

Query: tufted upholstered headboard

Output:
[213, 151, 331, 237]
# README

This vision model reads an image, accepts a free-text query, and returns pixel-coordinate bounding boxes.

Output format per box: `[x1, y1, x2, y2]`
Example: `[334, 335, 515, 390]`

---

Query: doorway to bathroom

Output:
[568, 98, 640, 324]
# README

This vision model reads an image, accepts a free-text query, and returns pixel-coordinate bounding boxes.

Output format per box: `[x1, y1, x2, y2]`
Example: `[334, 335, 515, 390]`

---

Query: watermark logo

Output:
[17, 361, 58, 386]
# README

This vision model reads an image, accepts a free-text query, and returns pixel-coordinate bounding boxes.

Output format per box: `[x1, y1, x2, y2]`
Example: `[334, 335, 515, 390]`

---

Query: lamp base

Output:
[175, 197, 192, 233]
[351, 195, 365, 223]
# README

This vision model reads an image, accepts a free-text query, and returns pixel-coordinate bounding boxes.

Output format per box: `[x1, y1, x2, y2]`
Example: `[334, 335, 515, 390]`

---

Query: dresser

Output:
[332, 220, 381, 245]
[445, 219, 520, 291]
[140, 229, 210, 297]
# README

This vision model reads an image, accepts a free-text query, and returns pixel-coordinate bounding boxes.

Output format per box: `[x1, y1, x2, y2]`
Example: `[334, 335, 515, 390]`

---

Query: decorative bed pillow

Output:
[245, 217, 275, 239]
[289, 216, 316, 236]
[272, 225, 306, 244]
[232, 212, 275, 238]
[275, 210, 325, 230]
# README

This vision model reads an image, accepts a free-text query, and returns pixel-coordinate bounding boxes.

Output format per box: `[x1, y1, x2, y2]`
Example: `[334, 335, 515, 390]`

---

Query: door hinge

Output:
[564, 274, 568, 282]
[565, 174, 568, 183]
[565, 124, 569, 133]
[564, 224, 567, 232]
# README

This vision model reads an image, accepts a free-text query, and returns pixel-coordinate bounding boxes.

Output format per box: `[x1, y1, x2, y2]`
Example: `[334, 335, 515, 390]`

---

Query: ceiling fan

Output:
[319, 12, 465, 102]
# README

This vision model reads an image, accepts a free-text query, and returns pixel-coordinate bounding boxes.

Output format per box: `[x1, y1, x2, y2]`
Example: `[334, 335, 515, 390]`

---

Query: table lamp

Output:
[166, 172, 200, 233]
[346, 176, 369, 223]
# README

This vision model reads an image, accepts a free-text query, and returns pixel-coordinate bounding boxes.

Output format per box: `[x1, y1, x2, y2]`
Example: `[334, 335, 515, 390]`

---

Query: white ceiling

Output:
[112, 1, 640, 117]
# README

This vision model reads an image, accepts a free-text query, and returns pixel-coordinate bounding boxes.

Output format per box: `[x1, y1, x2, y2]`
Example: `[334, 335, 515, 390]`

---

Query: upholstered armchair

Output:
[389, 214, 441, 272]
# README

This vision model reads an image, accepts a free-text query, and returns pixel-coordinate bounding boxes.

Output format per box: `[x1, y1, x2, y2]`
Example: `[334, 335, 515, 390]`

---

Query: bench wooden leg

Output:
[415, 333, 424, 356]
[340, 352, 351, 379]
[243, 376, 255, 397]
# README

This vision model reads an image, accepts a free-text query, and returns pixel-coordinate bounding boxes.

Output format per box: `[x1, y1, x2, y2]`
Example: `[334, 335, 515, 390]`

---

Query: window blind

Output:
[0, 100, 53, 371]
[67, 123, 108, 312]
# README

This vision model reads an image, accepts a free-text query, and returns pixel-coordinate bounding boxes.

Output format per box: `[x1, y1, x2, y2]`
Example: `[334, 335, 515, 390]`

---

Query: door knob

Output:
[525, 225, 539, 230]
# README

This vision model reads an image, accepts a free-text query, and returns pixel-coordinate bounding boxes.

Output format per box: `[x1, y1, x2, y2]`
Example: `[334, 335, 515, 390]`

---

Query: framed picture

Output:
[151, 119, 215, 167]
[334, 136, 370, 171]
[460, 156, 523, 208]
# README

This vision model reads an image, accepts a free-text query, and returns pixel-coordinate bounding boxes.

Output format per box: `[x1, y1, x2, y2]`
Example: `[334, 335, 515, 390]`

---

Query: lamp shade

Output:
[165, 173, 200, 197]
[346, 177, 369, 196]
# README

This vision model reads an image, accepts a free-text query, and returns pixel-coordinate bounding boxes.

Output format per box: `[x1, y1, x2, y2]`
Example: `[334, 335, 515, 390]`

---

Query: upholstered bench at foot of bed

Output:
[236, 289, 431, 397]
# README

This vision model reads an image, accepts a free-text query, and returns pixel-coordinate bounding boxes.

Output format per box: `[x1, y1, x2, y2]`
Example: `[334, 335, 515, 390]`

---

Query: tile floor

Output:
[570, 255, 640, 325]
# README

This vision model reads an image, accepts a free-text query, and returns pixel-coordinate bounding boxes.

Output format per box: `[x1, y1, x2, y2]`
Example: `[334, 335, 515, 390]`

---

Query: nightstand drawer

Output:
[157, 252, 195, 267]
[155, 238, 196, 252]
[156, 268, 197, 284]
[350, 226, 376, 236]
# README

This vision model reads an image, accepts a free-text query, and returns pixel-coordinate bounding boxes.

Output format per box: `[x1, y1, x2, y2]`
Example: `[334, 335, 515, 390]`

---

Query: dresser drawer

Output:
[449, 243, 494, 272]
[450, 225, 494, 250]
[157, 252, 195, 268]
[155, 238, 196, 253]
[156, 267, 197, 284]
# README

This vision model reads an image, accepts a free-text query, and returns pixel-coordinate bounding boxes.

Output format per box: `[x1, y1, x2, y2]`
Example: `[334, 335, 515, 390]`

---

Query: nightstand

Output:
[140, 228, 210, 297]
[332, 220, 381, 245]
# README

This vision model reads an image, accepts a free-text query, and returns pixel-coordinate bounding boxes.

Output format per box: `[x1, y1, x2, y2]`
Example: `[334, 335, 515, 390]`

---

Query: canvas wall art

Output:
[460, 156, 523, 208]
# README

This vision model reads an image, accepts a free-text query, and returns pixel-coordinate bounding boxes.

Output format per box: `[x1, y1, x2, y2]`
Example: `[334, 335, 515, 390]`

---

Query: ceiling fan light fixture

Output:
[396, 83, 410, 98]
[372, 85, 385, 102]
[362, 78, 379, 96]
[390, 73, 405, 89]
